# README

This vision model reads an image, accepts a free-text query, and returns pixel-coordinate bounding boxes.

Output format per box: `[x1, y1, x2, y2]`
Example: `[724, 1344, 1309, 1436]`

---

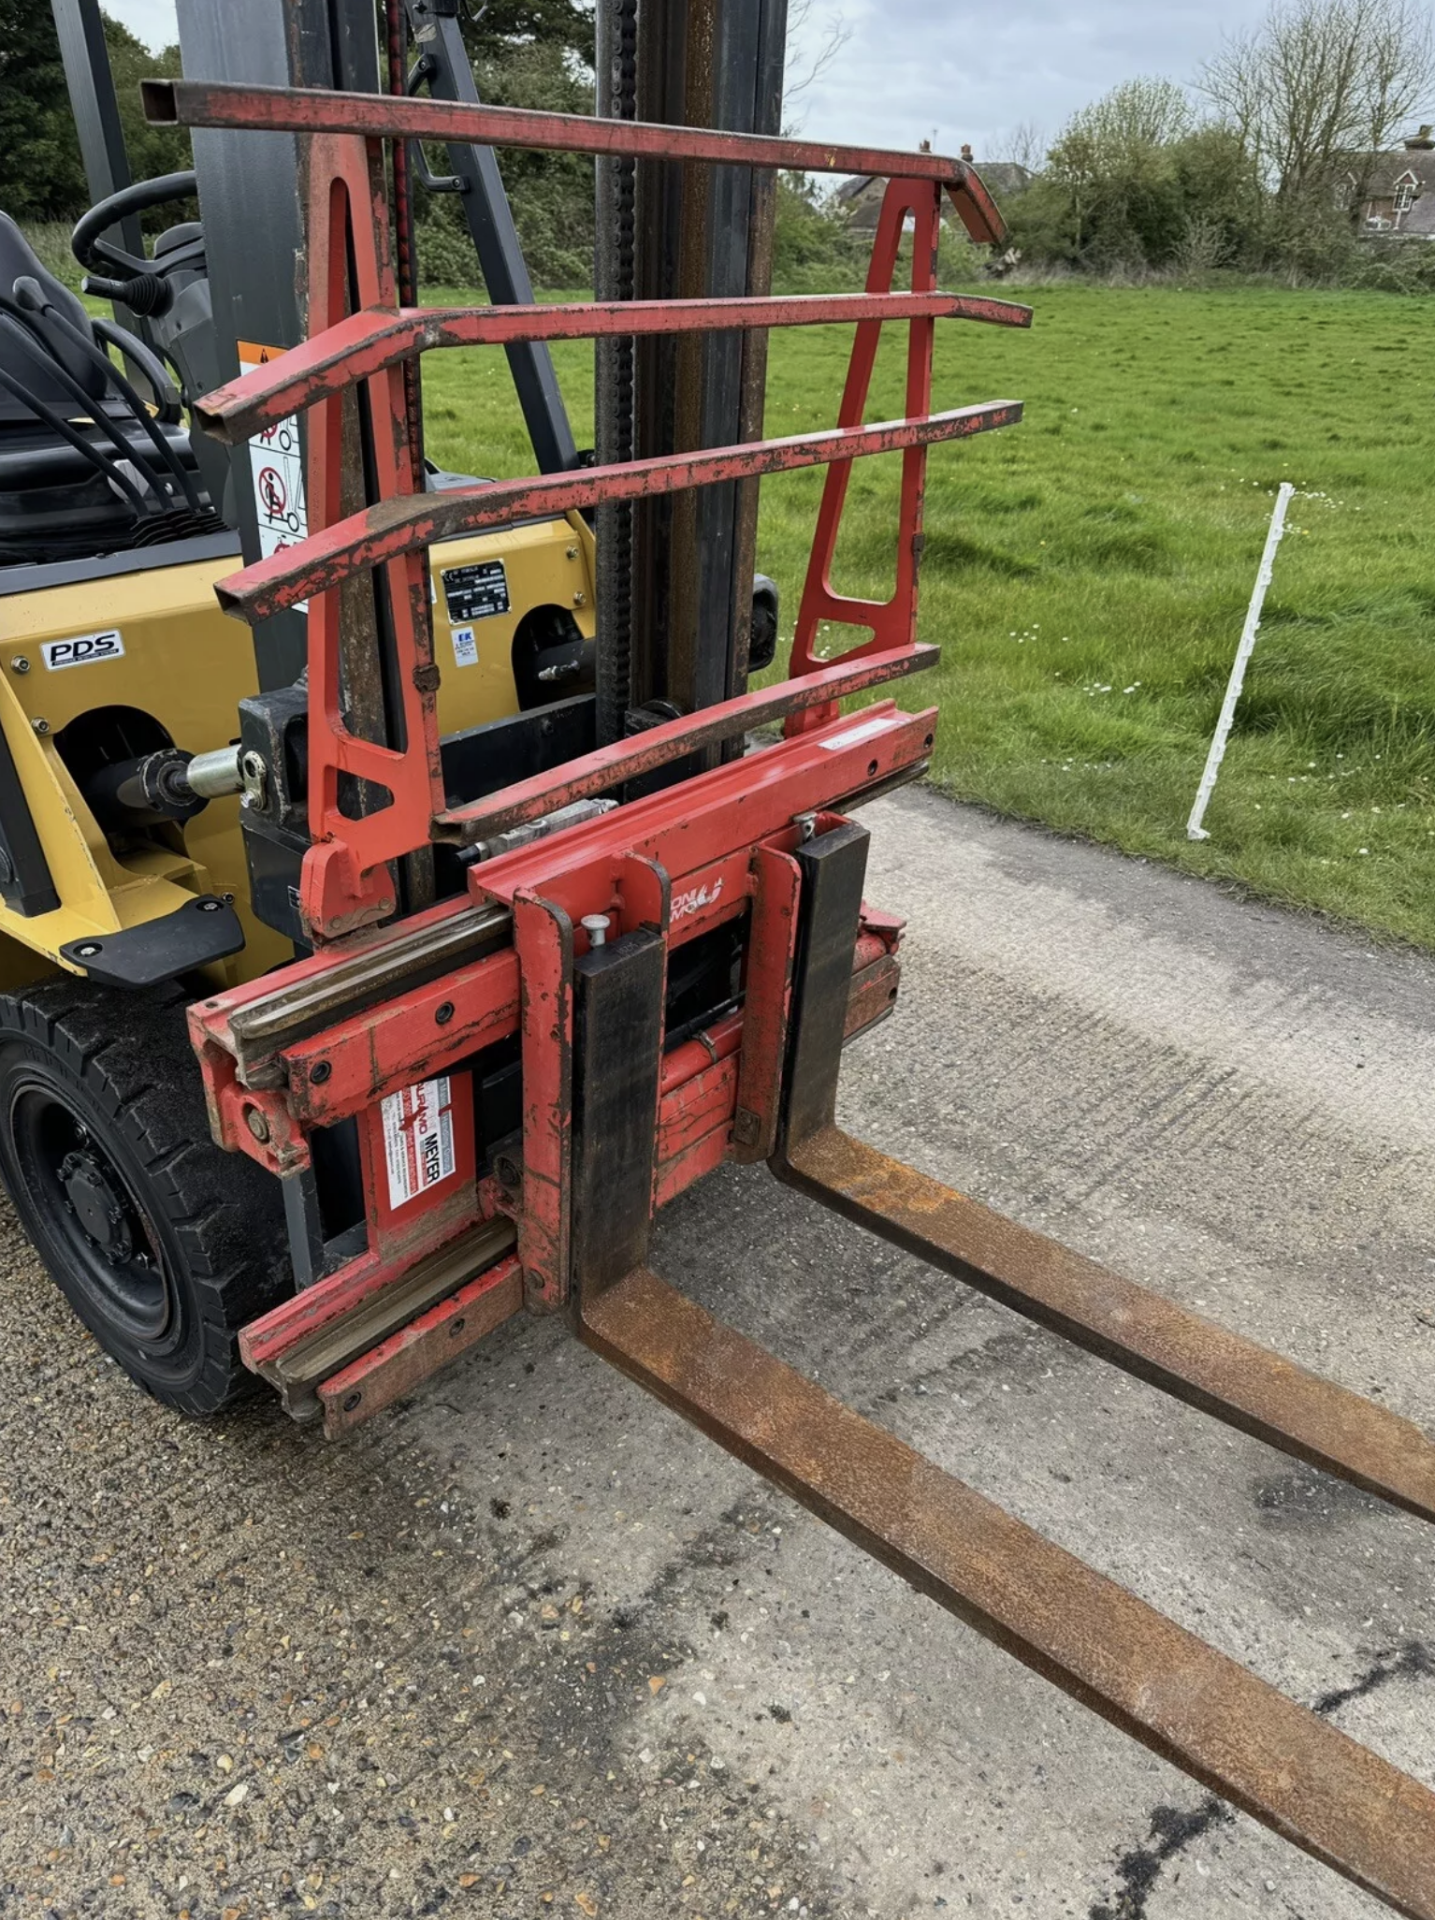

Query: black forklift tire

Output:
[0, 976, 290, 1414]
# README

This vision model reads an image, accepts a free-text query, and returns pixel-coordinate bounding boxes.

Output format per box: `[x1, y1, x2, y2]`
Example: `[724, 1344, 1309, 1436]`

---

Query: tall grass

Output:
[11, 224, 84, 294]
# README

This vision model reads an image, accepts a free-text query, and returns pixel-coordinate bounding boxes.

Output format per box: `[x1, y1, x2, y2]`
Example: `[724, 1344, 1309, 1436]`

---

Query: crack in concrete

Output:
[1311, 1639, 1435, 1717]
[1087, 1640, 1435, 1917]
[1088, 1797, 1235, 1920]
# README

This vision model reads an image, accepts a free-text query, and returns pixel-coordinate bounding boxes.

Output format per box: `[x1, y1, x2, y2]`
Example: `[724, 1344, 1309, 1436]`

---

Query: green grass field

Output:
[426, 283, 1435, 944]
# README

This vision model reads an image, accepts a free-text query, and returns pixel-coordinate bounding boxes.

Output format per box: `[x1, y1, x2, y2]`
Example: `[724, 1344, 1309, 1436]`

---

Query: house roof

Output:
[970, 161, 1035, 197]
[836, 159, 1033, 206]
[1354, 143, 1435, 235]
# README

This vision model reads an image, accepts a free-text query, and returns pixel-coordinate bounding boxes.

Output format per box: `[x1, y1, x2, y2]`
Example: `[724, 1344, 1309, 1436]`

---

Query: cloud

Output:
[104, 0, 179, 53]
[105, 0, 1279, 163]
[789, 0, 1276, 158]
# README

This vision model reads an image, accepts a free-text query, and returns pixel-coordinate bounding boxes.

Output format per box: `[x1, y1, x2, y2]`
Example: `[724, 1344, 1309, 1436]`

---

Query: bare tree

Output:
[784, 0, 851, 112]
[1200, 0, 1435, 207]
[989, 120, 1049, 173]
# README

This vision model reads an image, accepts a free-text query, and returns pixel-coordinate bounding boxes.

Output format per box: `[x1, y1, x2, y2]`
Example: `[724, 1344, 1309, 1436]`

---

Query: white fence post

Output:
[1186, 481, 1295, 843]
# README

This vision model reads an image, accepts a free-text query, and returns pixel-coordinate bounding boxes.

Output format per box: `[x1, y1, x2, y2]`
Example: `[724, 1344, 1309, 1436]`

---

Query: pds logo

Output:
[41, 630, 125, 672]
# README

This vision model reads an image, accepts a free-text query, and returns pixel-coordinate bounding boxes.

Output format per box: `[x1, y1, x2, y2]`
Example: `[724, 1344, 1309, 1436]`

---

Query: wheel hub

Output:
[58, 1147, 135, 1263]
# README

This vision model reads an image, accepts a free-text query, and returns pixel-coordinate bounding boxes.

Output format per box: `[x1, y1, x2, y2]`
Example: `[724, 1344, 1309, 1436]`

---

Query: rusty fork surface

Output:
[779, 1124, 1435, 1526]
[579, 1267, 1435, 1920]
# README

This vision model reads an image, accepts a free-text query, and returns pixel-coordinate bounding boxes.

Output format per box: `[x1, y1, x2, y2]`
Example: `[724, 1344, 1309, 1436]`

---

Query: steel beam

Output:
[435, 653, 937, 844]
[213, 405, 1022, 623]
[144, 79, 1007, 217]
[194, 292, 1031, 443]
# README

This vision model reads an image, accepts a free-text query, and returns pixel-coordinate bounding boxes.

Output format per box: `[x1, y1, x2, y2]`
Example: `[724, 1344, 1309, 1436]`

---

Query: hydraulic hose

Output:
[6, 285, 201, 511]
[0, 309, 176, 511]
[0, 364, 150, 517]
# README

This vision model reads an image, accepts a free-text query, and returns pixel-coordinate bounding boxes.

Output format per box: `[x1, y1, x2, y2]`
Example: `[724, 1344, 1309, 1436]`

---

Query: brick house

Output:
[1352, 126, 1435, 236]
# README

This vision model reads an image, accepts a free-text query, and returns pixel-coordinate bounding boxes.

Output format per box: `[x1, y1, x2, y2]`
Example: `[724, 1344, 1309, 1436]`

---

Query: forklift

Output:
[4, 2, 1435, 1910]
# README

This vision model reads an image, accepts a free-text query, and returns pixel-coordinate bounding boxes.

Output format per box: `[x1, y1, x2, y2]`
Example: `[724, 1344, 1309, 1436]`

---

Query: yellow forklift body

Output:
[0, 512, 595, 986]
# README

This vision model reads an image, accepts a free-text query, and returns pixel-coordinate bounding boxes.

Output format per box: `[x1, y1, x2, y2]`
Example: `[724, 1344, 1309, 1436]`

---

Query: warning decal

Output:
[238, 340, 308, 608]
[381, 1076, 457, 1211]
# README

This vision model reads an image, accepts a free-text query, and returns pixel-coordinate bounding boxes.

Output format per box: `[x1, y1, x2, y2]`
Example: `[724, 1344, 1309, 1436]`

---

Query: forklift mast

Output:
[594, 0, 787, 740]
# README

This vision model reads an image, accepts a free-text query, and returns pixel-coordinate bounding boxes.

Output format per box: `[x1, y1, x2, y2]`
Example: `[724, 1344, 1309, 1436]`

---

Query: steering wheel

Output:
[70, 172, 198, 317]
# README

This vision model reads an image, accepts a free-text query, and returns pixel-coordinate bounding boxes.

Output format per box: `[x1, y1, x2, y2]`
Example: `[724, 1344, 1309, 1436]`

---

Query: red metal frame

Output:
[161, 78, 1016, 1409]
[301, 131, 445, 933]
[430, 645, 939, 844]
[215, 404, 1021, 627]
[192, 698, 933, 1380]
[143, 79, 1008, 238]
[196, 292, 1031, 446]
[789, 179, 945, 706]
[152, 81, 1021, 940]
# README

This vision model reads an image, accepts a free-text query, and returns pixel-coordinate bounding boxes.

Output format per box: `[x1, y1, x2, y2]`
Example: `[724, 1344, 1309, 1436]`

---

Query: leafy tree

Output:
[771, 173, 865, 289]
[1041, 77, 1195, 267]
[102, 16, 190, 191]
[0, 0, 88, 220]
[0, 7, 188, 226]
[458, 0, 595, 66]
[418, 32, 596, 289]
[1006, 77, 1273, 274]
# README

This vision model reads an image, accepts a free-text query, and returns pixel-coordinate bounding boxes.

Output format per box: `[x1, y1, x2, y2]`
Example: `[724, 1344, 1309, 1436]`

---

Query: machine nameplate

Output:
[442, 559, 510, 623]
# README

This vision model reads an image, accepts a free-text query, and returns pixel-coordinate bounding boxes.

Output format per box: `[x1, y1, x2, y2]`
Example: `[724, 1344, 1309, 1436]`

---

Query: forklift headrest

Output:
[0, 211, 108, 412]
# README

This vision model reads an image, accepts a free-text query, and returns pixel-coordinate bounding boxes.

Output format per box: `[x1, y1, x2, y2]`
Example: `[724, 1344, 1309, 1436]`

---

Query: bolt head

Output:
[244, 1106, 271, 1144]
[10, 656, 30, 674]
[31, 718, 49, 735]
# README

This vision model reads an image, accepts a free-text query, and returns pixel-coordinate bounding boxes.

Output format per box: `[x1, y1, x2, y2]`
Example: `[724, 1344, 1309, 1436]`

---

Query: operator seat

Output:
[0, 214, 107, 414]
[0, 211, 207, 567]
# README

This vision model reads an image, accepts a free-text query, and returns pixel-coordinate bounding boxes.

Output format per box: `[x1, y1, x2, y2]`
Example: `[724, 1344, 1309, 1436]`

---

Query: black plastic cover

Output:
[59, 892, 244, 988]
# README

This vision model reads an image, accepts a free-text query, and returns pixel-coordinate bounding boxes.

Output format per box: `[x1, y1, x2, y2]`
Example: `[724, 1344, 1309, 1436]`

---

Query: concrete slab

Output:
[1, 786, 1432, 1919]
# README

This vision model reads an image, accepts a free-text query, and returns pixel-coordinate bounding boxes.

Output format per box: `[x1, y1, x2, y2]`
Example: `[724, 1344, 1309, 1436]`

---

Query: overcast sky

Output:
[106, 0, 1283, 157]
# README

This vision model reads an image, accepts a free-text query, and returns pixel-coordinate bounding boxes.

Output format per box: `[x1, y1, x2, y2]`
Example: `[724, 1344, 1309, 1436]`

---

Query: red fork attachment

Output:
[157, 82, 1435, 1917]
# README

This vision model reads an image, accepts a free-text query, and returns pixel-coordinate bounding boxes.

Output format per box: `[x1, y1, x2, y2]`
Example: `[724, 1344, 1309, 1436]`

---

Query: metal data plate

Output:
[441, 558, 510, 623]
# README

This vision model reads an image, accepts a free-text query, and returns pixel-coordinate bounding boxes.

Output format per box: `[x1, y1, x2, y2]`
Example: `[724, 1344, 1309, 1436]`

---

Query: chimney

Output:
[960, 142, 974, 162]
[1405, 124, 1434, 149]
